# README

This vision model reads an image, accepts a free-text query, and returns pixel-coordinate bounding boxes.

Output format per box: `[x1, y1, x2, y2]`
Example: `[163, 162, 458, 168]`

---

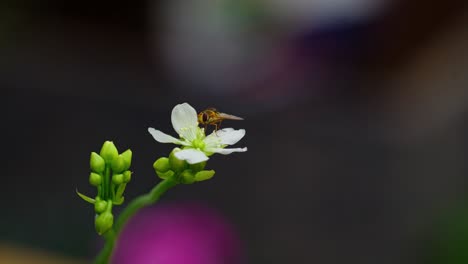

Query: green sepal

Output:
[120, 149, 132, 171]
[89, 172, 102, 186]
[169, 148, 187, 172]
[156, 169, 174, 180]
[90, 152, 105, 173]
[180, 169, 195, 184]
[111, 156, 126, 173]
[194, 170, 216, 181]
[100, 141, 119, 163]
[95, 211, 114, 235]
[153, 157, 170, 173]
[76, 189, 95, 204]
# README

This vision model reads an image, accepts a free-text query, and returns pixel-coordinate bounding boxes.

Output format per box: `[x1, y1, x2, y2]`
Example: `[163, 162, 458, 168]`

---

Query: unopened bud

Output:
[94, 200, 107, 214]
[156, 170, 174, 180]
[189, 161, 206, 172]
[123, 170, 132, 183]
[180, 169, 195, 184]
[89, 172, 102, 186]
[111, 156, 126, 173]
[95, 211, 114, 235]
[194, 170, 215, 182]
[169, 148, 187, 172]
[120, 149, 132, 171]
[112, 174, 124, 185]
[100, 141, 119, 163]
[153, 157, 170, 173]
[90, 152, 105, 173]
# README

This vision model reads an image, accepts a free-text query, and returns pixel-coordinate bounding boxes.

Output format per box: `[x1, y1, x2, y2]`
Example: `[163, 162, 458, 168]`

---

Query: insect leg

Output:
[214, 123, 219, 135]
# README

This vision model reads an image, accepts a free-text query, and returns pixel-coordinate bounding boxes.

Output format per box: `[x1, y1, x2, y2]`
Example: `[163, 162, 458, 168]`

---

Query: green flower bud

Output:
[112, 174, 124, 185]
[89, 172, 102, 186]
[100, 141, 119, 163]
[123, 170, 132, 183]
[180, 169, 195, 184]
[94, 200, 107, 214]
[95, 211, 114, 235]
[169, 148, 187, 172]
[156, 170, 174, 180]
[120, 149, 132, 171]
[194, 170, 216, 182]
[90, 152, 105, 173]
[189, 161, 206, 172]
[153, 157, 170, 173]
[111, 156, 126, 173]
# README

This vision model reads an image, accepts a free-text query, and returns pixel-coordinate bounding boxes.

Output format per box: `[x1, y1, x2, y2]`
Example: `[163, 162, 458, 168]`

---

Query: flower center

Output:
[192, 138, 206, 150]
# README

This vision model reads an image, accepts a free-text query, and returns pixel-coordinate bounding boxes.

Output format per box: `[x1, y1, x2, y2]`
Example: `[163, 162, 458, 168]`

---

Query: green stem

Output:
[93, 177, 179, 263]
[103, 166, 111, 200]
[94, 229, 115, 264]
[115, 177, 178, 232]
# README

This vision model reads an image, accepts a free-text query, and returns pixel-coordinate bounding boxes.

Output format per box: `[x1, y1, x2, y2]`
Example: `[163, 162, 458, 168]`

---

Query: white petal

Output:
[203, 132, 222, 148]
[171, 103, 198, 137]
[148, 127, 185, 145]
[216, 128, 246, 145]
[174, 149, 209, 164]
[204, 128, 245, 148]
[210, 147, 248, 155]
[217, 128, 234, 133]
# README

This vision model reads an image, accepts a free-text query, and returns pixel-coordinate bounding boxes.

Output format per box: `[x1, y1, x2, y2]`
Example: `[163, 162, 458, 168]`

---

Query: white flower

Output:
[148, 103, 247, 164]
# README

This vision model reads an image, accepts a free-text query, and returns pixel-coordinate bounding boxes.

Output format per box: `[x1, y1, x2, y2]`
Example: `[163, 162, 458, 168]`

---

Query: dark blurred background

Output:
[2, 0, 468, 263]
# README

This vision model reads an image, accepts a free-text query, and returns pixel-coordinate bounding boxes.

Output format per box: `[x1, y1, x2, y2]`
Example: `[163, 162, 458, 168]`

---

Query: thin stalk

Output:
[94, 229, 115, 264]
[93, 177, 179, 263]
[115, 177, 178, 232]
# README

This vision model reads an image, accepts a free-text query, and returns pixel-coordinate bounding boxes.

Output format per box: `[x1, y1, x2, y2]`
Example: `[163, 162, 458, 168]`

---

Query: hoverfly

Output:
[198, 108, 243, 132]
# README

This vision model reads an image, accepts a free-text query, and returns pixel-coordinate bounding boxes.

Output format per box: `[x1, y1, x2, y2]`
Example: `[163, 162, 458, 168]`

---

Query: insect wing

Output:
[216, 112, 244, 121]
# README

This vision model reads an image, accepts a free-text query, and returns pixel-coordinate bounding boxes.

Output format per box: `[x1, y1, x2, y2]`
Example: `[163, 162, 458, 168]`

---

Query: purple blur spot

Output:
[111, 203, 245, 264]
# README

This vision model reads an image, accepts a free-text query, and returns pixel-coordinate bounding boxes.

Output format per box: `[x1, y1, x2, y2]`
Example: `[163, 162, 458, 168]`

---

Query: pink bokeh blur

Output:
[112, 203, 245, 264]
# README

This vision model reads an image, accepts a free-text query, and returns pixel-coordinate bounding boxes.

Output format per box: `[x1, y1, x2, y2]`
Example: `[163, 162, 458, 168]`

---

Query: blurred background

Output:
[2, 0, 468, 263]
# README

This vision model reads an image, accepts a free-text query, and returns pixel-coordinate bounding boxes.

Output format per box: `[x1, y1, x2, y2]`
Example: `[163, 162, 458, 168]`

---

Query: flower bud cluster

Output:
[77, 141, 133, 235]
[153, 148, 215, 184]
